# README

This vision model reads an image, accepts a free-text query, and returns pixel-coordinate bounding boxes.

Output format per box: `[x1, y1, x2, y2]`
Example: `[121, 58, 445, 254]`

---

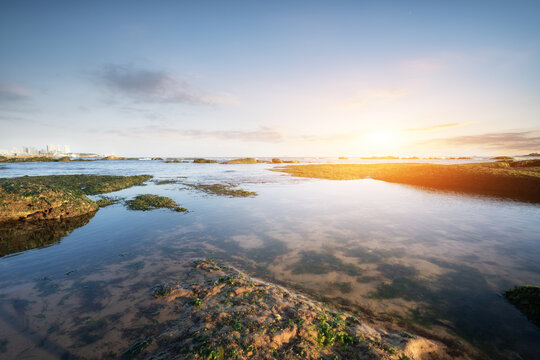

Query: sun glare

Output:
[364, 131, 398, 148]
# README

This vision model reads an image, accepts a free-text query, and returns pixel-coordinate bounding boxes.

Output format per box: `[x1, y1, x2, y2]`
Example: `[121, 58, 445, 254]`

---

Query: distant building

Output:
[0, 144, 71, 156]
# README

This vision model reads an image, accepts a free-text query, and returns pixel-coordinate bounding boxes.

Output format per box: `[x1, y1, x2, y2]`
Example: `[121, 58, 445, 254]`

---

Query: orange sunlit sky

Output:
[1, 1, 539, 157]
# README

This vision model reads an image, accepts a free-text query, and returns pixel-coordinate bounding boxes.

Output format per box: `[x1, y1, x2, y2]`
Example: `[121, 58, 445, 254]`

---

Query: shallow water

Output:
[0, 160, 539, 359]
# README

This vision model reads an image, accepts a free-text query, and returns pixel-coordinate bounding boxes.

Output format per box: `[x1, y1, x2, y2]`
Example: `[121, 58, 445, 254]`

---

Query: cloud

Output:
[295, 131, 361, 143]
[407, 122, 470, 133]
[104, 126, 283, 142]
[96, 64, 224, 105]
[0, 85, 31, 103]
[422, 130, 540, 151]
[335, 88, 407, 110]
[100, 125, 361, 144]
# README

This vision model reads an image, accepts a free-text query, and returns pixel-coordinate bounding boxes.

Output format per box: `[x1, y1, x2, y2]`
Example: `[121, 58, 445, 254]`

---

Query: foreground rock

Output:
[135, 259, 445, 359]
[0, 174, 152, 222]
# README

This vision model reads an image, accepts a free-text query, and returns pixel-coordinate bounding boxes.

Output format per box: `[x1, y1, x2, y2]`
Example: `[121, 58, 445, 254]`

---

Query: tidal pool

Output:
[0, 160, 539, 359]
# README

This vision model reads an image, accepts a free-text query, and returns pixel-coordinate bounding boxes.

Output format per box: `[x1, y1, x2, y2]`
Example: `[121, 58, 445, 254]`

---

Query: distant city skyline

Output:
[0, 143, 71, 156]
[1, 1, 539, 157]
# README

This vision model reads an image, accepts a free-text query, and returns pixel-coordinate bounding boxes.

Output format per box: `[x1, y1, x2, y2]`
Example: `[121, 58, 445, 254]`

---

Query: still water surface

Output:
[0, 160, 539, 359]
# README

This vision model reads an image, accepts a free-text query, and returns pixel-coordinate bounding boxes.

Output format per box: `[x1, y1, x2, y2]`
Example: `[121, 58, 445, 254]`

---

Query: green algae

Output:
[184, 183, 257, 197]
[120, 337, 154, 359]
[153, 179, 179, 185]
[126, 194, 187, 212]
[0, 174, 152, 222]
[96, 196, 121, 207]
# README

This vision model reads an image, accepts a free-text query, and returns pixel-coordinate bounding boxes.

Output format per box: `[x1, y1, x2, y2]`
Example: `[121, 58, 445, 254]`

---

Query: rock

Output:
[101, 155, 126, 160]
[140, 259, 448, 359]
[221, 158, 263, 164]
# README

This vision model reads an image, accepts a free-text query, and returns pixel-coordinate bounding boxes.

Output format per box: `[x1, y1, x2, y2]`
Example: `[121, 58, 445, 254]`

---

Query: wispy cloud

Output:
[334, 88, 407, 110]
[95, 64, 229, 105]
[407, 122, 470, 133]
[104, 126, 283, 142]
[99, 125, 363, 144]
[422, 130, 540, 151]
[0, 85, 31, 103]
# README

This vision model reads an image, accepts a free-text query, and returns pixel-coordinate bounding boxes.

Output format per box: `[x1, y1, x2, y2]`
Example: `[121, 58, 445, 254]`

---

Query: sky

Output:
[1, 0, 539, 157]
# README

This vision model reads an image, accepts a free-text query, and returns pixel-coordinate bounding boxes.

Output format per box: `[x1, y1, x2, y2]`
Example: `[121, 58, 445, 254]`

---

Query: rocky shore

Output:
[131, 259, 452, 360]
[274, 160, 540, 203]
[0, 174, 152, 222]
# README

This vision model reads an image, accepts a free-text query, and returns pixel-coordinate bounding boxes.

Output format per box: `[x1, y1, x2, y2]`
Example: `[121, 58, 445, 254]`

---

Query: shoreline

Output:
[273, 160, 540, 204]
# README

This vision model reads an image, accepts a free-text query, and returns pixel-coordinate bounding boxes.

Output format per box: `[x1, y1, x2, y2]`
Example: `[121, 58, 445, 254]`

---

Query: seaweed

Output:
[120, 337, 154, 359]
[126, 194, 187, 212]
[184, 183, 257, 197]
[0, 174, 152, 222]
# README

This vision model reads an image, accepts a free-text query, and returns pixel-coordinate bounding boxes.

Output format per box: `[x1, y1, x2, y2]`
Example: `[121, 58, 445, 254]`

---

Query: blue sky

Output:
[1, 0, 539, 156]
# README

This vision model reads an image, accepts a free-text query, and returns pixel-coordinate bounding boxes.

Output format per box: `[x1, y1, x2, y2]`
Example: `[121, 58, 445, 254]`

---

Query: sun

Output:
[364, 131, 397, 148]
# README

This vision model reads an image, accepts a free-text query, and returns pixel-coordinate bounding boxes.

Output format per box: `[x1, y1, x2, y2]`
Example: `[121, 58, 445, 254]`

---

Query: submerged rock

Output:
[136, 259, 446, 359]
[504, 285, 540, 327]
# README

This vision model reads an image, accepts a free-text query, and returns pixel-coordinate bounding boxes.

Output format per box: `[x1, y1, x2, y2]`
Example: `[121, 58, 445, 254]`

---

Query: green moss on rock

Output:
[184, 183, 257, 197]
[126, 194, 187, 212]
[0, 174, 151, 222]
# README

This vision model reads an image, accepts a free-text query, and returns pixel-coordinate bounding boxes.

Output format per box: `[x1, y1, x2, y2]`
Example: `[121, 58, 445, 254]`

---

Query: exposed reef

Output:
[183, 183, 257, 197]
[96, 196, 122, 208]
[126, 194, 187, 212]
[0, 174, 152, 222]
[0, 156, 82, 163]
[101, 155, 126, 160]
[134, 259, 446, 359]
[221, 158, 264, 164]
[193, 158, 218, 164]
[274, 160, 540, 203]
